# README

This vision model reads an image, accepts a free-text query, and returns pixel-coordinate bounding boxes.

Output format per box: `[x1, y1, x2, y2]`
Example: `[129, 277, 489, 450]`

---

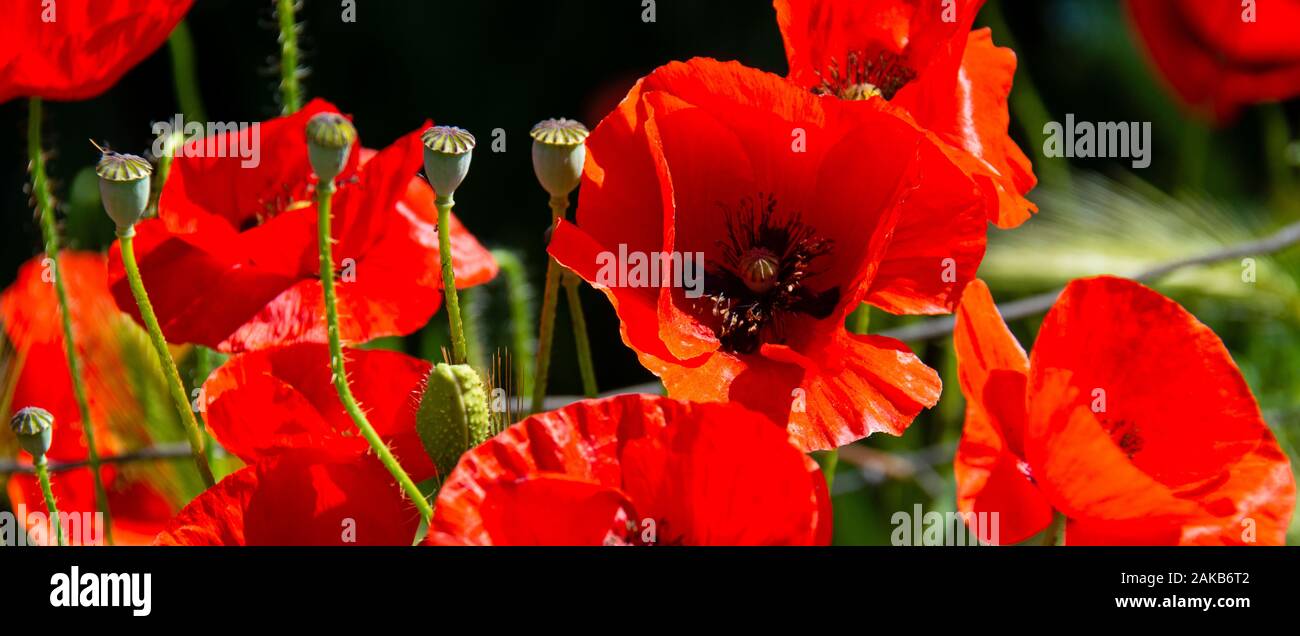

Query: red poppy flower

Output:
[1126, 0, 1300, 122]
[549, 58, 983, 450]
[774, 0, 1037, 228]
[199, 342, 437, 482]
[427, 394, 831, 546]
[2, 252, 178, 544]
[153, 449, 423, 546]
[954, 277, 1295, 545]
[0, 0, 193, 103]
[107, 98, 497, 353]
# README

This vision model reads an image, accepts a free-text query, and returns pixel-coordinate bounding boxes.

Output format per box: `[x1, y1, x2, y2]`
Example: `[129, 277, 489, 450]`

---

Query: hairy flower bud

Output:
[530, 118, 589, 199]
[415, 363, 492, 479]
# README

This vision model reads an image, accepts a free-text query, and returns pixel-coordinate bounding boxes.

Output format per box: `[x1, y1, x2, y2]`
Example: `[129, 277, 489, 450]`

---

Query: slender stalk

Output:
[1040, 511, 1067, 546]
[28, 97, 114, 544]
[814, 449, 839, 490]
[118, 230, 215, 488]
[317, 182, 433, 522]
[35, 458, 64, 546]
[850, 303, 871, 334]
[563, 272, 598, 397]
[168, 20, 206, 123]
[491, 249, 536, 396]
[1262, 103, 1295, 212]
[531, 196, 569, 413]
[435, 194, 468, 364]
[276, 0, 302, 115]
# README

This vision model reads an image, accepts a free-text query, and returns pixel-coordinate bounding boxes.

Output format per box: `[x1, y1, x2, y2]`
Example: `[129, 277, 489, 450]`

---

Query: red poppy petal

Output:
[0, 0, 193, 103]
[1027, 277, 1295, 541]
[619, 401, 829, 545]
[431, 395, 827, 545]
[154, 451, 422, 546]
[203, 344, 435, 481]
[952, 279, 1029, 452]
[898, 29, 1037, 228]
[953, 409, 1053, 545]
[429, 476, 632, 546]
[381, 159, 498, 287]
[7, 468, 174, 545]
[862, 111, 985, 315]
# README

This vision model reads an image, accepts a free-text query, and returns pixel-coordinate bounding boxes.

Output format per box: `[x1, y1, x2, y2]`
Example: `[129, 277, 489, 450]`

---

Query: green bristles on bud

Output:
[415, 363, 492, 480]
[305, 112, 357, 185]
[94, 147, 153, 234]
[11, 406, 54, 459]
[421, 126, 475, 198]
[530, 118, 589, 199]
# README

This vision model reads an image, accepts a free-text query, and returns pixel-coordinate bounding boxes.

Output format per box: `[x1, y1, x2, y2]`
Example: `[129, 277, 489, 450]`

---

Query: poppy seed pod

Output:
[421, 126, 475, 198]
[95, 150, 152, 233]
[530, 118, 589, 198]
[415, 363, 492, 479]
[305, 112, 357, 184]
[10, 406, 54, 459]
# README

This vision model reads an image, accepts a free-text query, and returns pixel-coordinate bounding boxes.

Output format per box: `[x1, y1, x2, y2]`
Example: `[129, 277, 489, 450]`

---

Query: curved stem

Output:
[563, 273, 597, 398]
[850, 303, 871, 335]
[35, 458, 65, 546]
[435, 195, 468, 364]
[317, 182, 433, 522]
[1040, 511, 1066, 546]
[118, 229, 215, 488]
[531, 196, 569, 413]
[28, 97, 114, 545]
[276, 0, 302, 115]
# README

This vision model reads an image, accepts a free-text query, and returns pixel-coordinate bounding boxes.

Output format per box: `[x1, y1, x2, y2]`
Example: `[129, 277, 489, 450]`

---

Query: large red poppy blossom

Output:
[774, 0, 1037, 228]
[153, 449, 423, 546]
[199, 343, 437, 482]
[2, 252, 177, 544]
[1126, 0, 1300, 122]
[549, 58, 984, 450]
[954, 278, 1295, 545]
[428, 394, 831, 546]
[107, 98, 496, 353]
[0, 0, 193, 103]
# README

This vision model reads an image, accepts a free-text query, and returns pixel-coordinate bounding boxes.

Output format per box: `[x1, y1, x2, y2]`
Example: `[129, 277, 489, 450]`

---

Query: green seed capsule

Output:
[421, 126, 475, 198]
[305, 112, 357, 184]
[10, 406, 54, 459]
[95, 151, 153, 233]
[530, 118, 589, 199]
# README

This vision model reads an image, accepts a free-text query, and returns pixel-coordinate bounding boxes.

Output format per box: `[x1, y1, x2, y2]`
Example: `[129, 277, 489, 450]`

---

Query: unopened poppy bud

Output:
[415, 363, 492, 479]
[530, 118, 589, 199]
[421, 126, 475, 198]
[95, 148, 152, 233]
[10, 406, 53, 459]
[305, 112, 357, 184]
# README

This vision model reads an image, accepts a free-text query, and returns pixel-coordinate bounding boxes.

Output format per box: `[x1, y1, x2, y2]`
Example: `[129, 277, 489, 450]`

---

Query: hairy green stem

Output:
[1040, 511, 1067, 546]
[118, 229, 215, 488]
[491, 249, 536, 396]
[850, 303, 871, 334]
[35, 458, 64, 546]
[563, 273, 598, 398]
[276, 0, 302, 114]
[435, 194, 468, 364]
[28, 97, 114, 544]
[317, 182, 432, 522]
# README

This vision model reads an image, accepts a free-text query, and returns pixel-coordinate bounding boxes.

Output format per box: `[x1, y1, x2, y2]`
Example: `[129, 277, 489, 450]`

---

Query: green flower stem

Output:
[814, 449, 838, 490]
[850, 303, 871, 334]
[562, 273, 598, 398]
[1040, 511, 1066, 546]
[35, 457, 64, 546]
[317, 182, 433, 522]
[531, 196, 570, 413]
[491, 249, 536, 396]
[276, 0, 302, 115]
[118, 229, 215, 488]
[168, 20, 206, 123]
[28, 97, 114, 545]
[435, 194, 469, 365]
